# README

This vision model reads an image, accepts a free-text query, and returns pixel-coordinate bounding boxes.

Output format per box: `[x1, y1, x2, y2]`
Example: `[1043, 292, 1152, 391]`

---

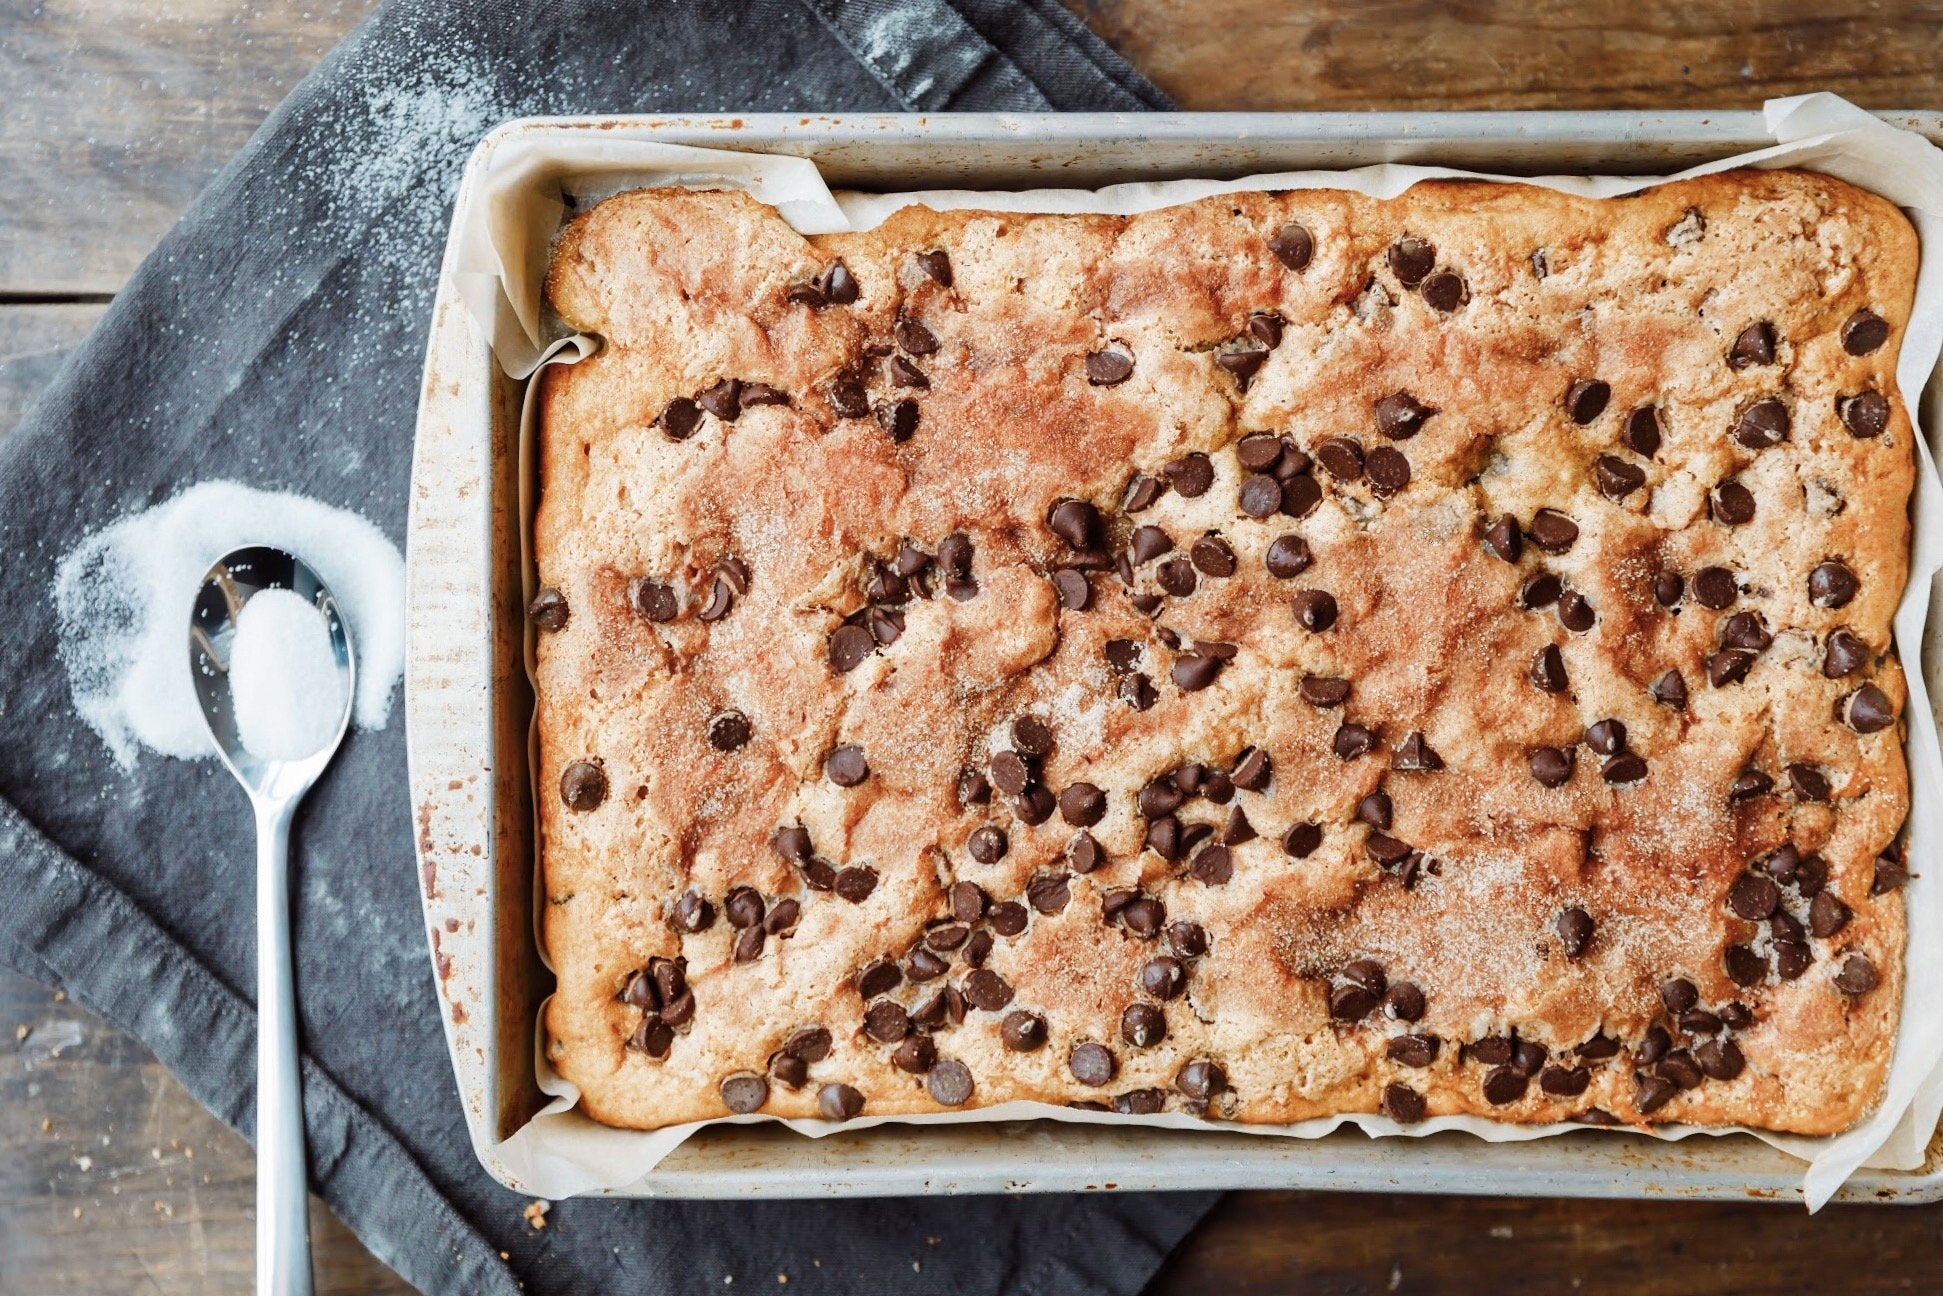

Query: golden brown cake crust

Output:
[533, 171, 1915, 1135]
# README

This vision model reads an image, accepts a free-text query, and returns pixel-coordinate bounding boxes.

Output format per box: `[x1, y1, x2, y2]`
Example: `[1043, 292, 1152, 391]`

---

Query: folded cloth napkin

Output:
[0, 1, 1219, 1291]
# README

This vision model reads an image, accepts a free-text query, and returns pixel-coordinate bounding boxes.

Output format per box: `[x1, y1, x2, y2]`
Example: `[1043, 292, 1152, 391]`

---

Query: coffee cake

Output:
[532, 171, 1914, 1135]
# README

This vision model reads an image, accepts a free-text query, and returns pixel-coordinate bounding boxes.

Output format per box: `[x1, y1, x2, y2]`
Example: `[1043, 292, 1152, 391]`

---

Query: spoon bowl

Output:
[190, 543, 353, 1296]
[191, 544, 355, 801]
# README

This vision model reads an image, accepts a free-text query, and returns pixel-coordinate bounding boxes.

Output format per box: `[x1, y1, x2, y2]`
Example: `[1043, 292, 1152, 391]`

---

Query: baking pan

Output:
[406, 109, 1943, 1201]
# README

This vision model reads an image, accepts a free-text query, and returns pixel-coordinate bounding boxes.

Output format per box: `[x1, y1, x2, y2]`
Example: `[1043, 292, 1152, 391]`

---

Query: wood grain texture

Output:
[1061, 0, 1943, 112]
[0, 0, 380, 295]
[0, 969, 417, 1296]
[6, 2, 1943, 1294]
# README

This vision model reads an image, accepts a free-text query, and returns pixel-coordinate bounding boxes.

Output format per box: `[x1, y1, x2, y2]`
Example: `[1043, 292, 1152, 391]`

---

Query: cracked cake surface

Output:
[533, 171, 1914, 1134]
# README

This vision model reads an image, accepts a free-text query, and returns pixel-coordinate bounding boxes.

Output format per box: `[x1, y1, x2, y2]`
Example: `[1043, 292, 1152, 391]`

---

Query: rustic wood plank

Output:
[1147, 1187, 1943, 1294]
[0, 0, 378, 296]
[1062, 0, 1943, 112]
[0, 968, 418, 1295]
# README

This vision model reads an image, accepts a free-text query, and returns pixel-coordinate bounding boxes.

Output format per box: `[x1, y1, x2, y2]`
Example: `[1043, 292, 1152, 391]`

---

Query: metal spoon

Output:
[190, 545, 355, 1296]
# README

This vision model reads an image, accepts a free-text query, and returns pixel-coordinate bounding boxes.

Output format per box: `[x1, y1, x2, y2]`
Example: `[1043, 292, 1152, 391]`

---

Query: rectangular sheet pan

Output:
[406, 109, 1943, 1201]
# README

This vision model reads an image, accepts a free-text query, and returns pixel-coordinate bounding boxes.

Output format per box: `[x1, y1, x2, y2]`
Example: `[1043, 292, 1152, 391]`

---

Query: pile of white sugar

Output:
[55, 481, 405, 769]
[227, 588, 350, 762]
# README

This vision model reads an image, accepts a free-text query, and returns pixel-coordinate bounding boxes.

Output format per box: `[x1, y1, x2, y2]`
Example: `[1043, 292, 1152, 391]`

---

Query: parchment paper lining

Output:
[455, 96, 1943, 1208]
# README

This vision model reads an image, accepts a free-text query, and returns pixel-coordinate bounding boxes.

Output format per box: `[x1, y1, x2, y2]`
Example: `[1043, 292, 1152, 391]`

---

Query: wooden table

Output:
[7, 3, 1943, 1291]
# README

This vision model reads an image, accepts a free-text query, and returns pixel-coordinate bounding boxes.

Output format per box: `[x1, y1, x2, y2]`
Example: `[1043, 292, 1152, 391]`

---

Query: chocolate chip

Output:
[763, 898, 801, 936]
[1594, 455, 1645, 500]
[560, 760, 607, 811]
[1157, 557, 1199, 599]
[1730, 767, 1774, 802]
[1216, 345, 1269, 387]
[953, 968, 1011, 1015]
[1139, 778, 1186, 819]
[1481, 515, 1524, 564]
[1728, 321, 1777, 369]
[1266, 535, 1313, 578]
[828, 376, 870, 418]
[1171, 654, 1224, 692]
[739, 383, 788, 411]
[1565, 379, 1611, 425]
[1070, 1042, 1118, 1086]
[1280, 472, 1323, 518]
[1529, 644, 1568, 693]
[1388, 1034, 1440, 1068]
[1234, 472, 1286, 517]
[875, 398, 919, 442]
[887, 355, 932, 390]
[926, 924, 969, 953]
[1678, 1009, 1721, 1036]
[721, 887, 765, 931]
[1087, 348, 1135, 385]
[1646, 670, 1687, 709]
[671, 890, 716, 934]
[1810, 560, 1860, 609]
[824, 745, 869, 788]
[1840, 390, 1890, 438]
[1144, 817, 1182, 861]
[1580, 718, 1624, 756]
[732, 925, 765, 963]
[1724, 943, 1767, 986]
[1707, 650, 1754, 688]
[1467, 1037, 1514, 1067]
[1528, 509, 1579, 553]
[1786, 763, 1830, 802]
[1482, 1067, 1529, 1105]
[1374, 392, 1436, 440]
[1842, 309, 1889, 355]
[1540, 1066, 1591, 1097]
[1124, 474, 1166, 513]
[923, 1058, 973, 1106]
[1421, 270, 1467, 313]
[1365, 447, 1412, 497]
[1166, 453, 1215, 497]
[1373, 1082, 1425, 1124]
[818, 1083, 865, 1120]
[829, 622, 877, 674]
[659, 397, 703, 440]
[721, 1073, 769, 1113]
[1388, 237, 1435, 287]
[906, 249, 952, 287]
[1518, 1043, 1552, 1079]
[1047, 499, 1101, 551]
[1732, 397, 1790, 450]
[1290, 677, 1350, 715]
[1720, 612, 1770, 652]
[1871, 853, 1912, 899]
[1392, 731, 1443, 772]
[1808, 891, 1852, 939]
[1355, 791, 1392, 831]
[697, 574, 737, 622]
[1026, 872, 1072, 915]
[1709, 481, 1756, 525]
[1528, 743, 1576, 787]
[1229, 746, 1271, 793]
[1819, 631, 1871, 684]
[1015, 784, 1056, 825]
[1728, 874, 1781, 920]
[1690, 567, 1737, 610]
[1600, 752, 1648, 785]
[527, 587, 569, 632]
[1190, 844, 1234, 885]
[991, 750, 1035, 797]
[891, 1034, 936, 1075]
[986, 901, 1028, 939]
[1283, 822, 1322, 857]
[1365, 834, 1413, 868]
[1333, 723, 1378, 760]
[894, 315, 940, 357]
[1636, 1027, 1670, 1066]
[1557, 589, 1595, 632]
[1624, 406, 1663, 457]
[1316, 437, 1364, 481]
[1694, 1039, 1746, 1083]
[1269, 220, 1316, 270]
[1515, 572, 1560, 611]
[1120, 1002, 1168, 1048]
[1841, 683, 1895, 735]
[698, 377, 742, 422]
[1329, 983, 1379, 1021]
[1576, 1033, 1620, 1061]
[1189, 536, 1237, 579]
[1657, 1051, 1704, 1090]
[1635, 1074, 1676, 1115]
[1659, 977, 1699, 1015]
[816, 261, 858, 305]
[1293, 589, 1338, 632]
[1247, 313, 1286, 350]
[1654, 570, 1685, 608]
[1557, 906, 1595, 958]
[706, 711, 752, 753]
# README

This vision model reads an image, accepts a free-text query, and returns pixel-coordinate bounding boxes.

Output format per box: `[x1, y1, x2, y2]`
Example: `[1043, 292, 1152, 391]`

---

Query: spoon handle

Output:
[256, 800, 313, 1296]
